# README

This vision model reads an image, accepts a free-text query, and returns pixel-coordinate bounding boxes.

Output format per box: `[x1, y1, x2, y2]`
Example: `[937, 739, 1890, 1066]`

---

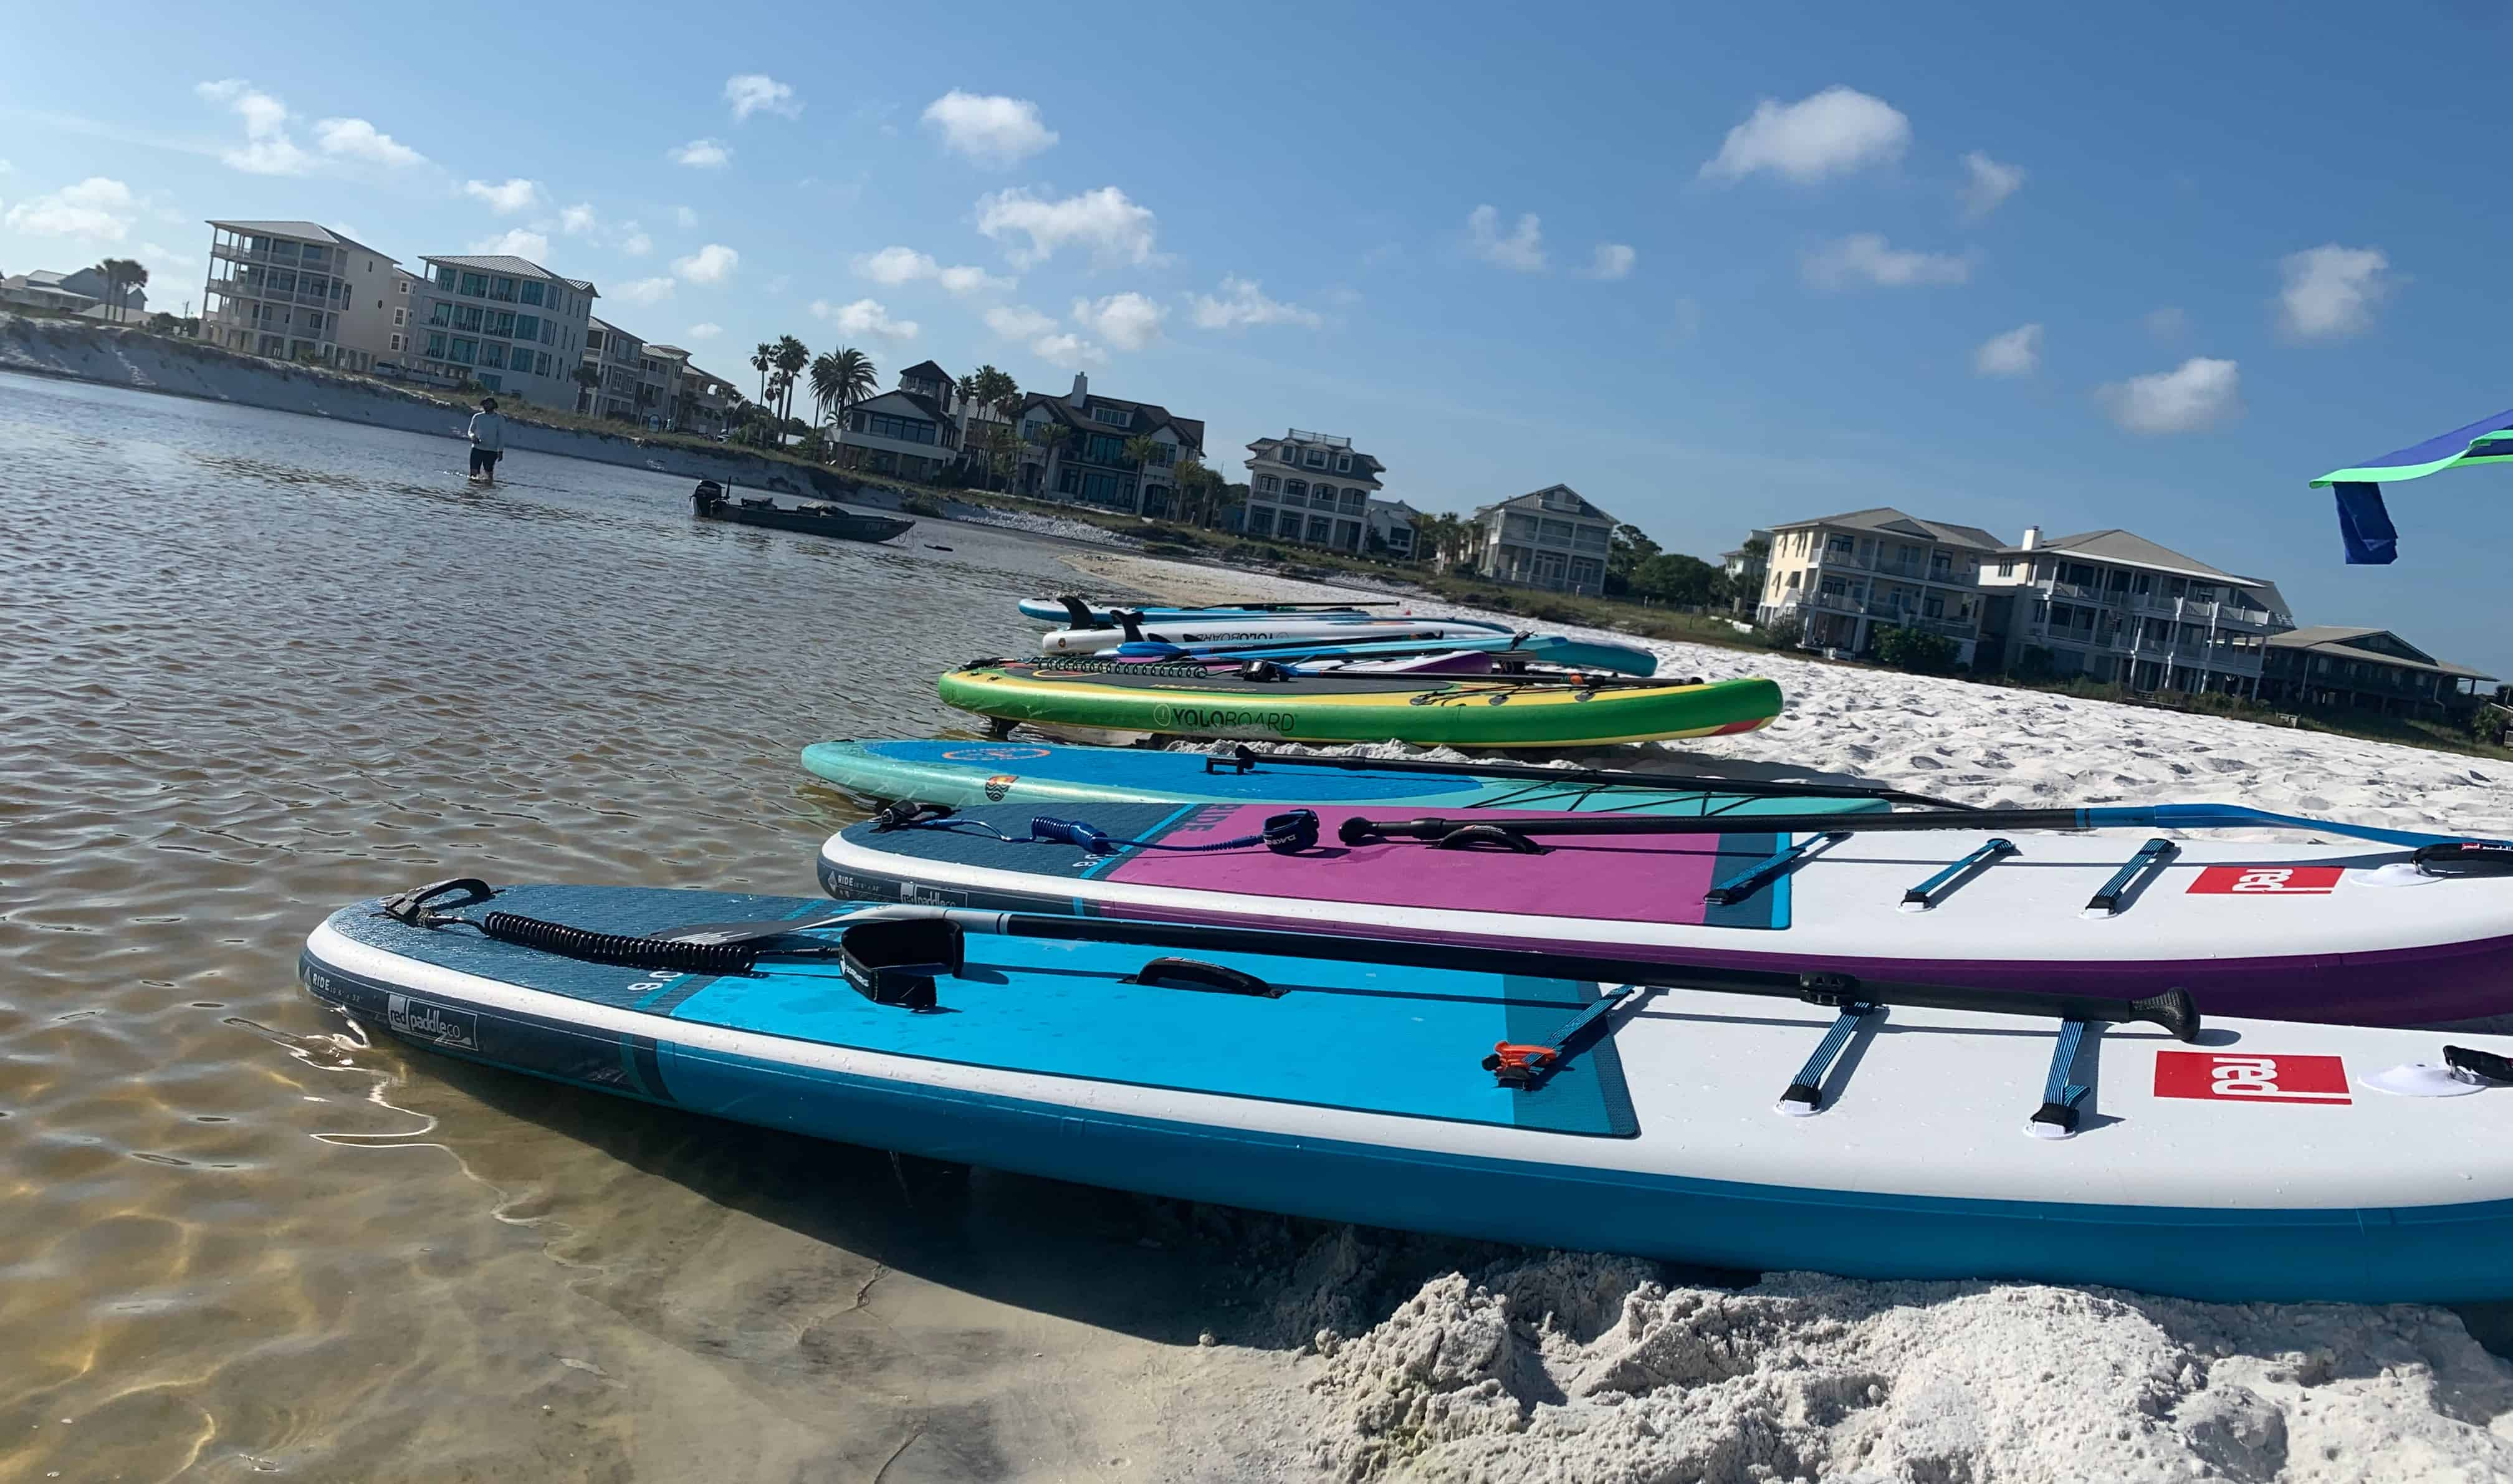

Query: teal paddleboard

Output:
[799, 739, 1893, 816]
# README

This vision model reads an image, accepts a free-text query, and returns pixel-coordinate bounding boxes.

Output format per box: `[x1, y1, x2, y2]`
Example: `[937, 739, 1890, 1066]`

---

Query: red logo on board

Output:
[2185, 866, 2345, 895]
[2153, 1051, 2352, 1105]
[983, 773, 1017, 802]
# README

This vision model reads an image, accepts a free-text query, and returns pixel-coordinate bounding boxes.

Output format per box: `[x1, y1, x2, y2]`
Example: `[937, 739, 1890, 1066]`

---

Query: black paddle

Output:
[1204, 744, 1969, 810]
[376, 881, 2199, 1040]
[1336, 805, 2484, 853]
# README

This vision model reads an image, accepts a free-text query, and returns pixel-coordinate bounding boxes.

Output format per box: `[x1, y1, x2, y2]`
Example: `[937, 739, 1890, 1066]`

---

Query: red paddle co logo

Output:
[2184, 865, 2344, 894]
[2153, 1051, 2352, 1106]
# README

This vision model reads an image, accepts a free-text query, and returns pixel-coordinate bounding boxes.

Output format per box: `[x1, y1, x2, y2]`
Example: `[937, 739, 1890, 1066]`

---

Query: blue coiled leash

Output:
[873, 802, 1321, 856]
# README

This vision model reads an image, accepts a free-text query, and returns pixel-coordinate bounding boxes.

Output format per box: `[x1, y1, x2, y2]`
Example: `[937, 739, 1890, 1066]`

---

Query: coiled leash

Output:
[871, 801, 1321, 856]
[377, 878, 768, 974]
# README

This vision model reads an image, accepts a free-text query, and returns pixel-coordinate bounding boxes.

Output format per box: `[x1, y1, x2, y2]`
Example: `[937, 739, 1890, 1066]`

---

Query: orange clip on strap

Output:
[1489, 1041, 1558, 1073]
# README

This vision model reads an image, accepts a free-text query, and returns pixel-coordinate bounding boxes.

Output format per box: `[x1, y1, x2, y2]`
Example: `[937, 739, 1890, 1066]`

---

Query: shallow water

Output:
[0, 372, 1291, 1481]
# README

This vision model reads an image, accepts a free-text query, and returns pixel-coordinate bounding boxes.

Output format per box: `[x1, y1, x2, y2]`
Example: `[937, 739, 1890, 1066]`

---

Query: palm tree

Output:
[965, 364, 1019, 418]
[572, 363, 603, 414]
[808, 350, 846, 424]
[1121, 433, 1167, 514]
[972, 423, 1021, 491]
[773, 335, 809, 424]
[1170, 454, 1209, 525]
[815, 347, 877, 465]
[750, 342, 774, 406]
[1027, 421, 1071, 499]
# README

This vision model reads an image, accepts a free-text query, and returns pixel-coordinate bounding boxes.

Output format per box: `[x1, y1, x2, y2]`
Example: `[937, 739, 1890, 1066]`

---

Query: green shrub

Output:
[1874, 625, 1961, 674]
[897, 492, 947, 517]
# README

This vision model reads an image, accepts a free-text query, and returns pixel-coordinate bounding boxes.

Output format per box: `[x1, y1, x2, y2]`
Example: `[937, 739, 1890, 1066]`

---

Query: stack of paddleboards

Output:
[294, 583, 2513, 1305]
[954, 595, 1738, 746]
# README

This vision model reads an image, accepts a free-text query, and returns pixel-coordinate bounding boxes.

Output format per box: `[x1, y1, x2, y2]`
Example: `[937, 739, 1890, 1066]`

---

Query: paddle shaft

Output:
[673, 903, 2200, 1040]
[1209, 745, 1965, 809]
[1341, 803, 2479, 851]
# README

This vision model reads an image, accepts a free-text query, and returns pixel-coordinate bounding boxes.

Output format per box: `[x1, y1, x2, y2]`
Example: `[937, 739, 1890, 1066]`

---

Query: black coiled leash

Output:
[378, 878, 763, 975]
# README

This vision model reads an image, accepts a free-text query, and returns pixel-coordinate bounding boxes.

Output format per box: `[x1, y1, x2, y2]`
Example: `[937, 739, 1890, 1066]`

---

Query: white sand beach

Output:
[1055, 548, 2513, 1483]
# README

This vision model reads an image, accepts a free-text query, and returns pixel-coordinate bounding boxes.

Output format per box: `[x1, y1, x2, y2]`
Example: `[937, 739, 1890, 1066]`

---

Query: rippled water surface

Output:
[0, 373, 1301, 1481]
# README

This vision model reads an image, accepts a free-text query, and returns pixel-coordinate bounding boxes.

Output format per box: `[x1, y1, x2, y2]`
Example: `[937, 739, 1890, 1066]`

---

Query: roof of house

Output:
[208, 220, 395, 259]
[2002, 528, 2253, 580]
[1472, 484, 1620, 526]
[898, 360, 954, 385]
[1018, 390, 1205, 452]
[588, 315, 637, 340]
[849, 388, 954, 425]
[1247, 435, 1387, 479]
[2265, 626, 2497, 681]
[644, 343, 690, 358]
[1776, 506, 2004, 550]
[419, 255, 597, 295]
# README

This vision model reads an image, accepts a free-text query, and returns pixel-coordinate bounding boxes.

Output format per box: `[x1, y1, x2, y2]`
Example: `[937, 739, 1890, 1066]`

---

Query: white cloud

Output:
[921, 91, 1058, 166]
[672, 244, 739, 284]
[2100, 357, 2242, 434]
[3, 176, 136, 241]
[558, 203, 598, 235]
[674, 204, 698, 229]
[724, 74, 800, 122]
[1702, 87, 1910, 183]
[2278, 244, 2394, 342]
[851, 244, 1015, 295]
[1960, 151, 2025, 221]
[621, 227, 652, 256]
[0, 160, 12, 174]
[1584, 243, 1637, 280]
[1802, 232, 1974, 289]
[669, 138, 732, 169]
[139, 240, 199, 269]
[2143, 306, 2187, 342]
[1972, 323, 2043, 376]
[195, 79, 310, 175]
[467, 228, 550, 261]
[615, 276, 676, 304]
[1030, 332, 1105, 369]
[984, 304, 1060, 339]
[462, 177, 542, 214]
[1467, 204, 1544, 271]
[1187, 276, 1322, 330]
[810, 297, 919, 341]
[1071, 290, 1164, 350]
[315, 117, 424, 168]
[975, 186, 1157, 267]
[686, 322, 722, 340]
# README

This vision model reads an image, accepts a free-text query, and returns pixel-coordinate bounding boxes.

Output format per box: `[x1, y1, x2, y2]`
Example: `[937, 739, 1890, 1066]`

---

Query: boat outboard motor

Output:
[692, 480, 725, 514]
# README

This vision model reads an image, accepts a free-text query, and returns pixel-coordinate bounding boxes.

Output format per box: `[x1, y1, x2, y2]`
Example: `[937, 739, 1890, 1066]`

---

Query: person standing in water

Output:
[466, 397, 506, 484]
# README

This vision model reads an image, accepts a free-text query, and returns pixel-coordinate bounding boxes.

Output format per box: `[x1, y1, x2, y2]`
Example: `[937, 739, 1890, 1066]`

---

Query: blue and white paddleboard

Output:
[1018, 598, 1381, 626]
[1043, 615, 1516, 656]
[1118, 630, 1659, 677]
[304, 882, 2513, 1303]
[797, 740, 1892, 816]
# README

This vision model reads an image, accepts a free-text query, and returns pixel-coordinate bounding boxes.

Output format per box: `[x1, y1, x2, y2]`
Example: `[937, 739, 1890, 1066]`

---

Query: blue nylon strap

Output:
[1900, 838, 2019, 908]
[1708, 831, 1847, 907]
[2085, 838, 2178, 914]
[2042, 1018, 2091, 1110]
[888, 810, 1319, 856]
[1780, 1001, 1877, 1109]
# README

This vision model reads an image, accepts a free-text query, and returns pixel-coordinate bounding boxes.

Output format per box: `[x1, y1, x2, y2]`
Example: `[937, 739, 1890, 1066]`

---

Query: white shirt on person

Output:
[467, 411, 506, 451]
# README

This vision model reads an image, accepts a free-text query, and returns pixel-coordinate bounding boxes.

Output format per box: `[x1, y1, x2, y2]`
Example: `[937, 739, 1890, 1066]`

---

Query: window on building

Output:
[479, 373, 501, 390]
[1826, 534, 1854, 555]
[489, 276, 518, 302]
[519, 281, 544, 306]
[1571, 524, 1609, 551]
[1246, 509, 1274, 537]
[1279, 446, 1298, 464]
[1305, 449, 1327, 468]
[864, 413, 939, 444]
[391, 307, 407, 327]
[425, 332, 448, 358]
[479, 343, 505, 369]
[458, 272, 489, 297]
[456, 305, 484, 332]
[1306, 516, 1333, 542]
[1091, 403, 1130, 426]
[1339, 491, 1365, 513]
[1256, 474, 1279, 494]
[1996, 558, 2014, 577]
[535, 353, 552, 376]
[1336, 452, 1352, 473]
[1285, 479, 1306, 499]
[396, 278, 409, 295]
[514, 315, 538, 342]
[487, 311, 515, 337]
[449, 337, 477, 365]
[389, 333, 403, 352]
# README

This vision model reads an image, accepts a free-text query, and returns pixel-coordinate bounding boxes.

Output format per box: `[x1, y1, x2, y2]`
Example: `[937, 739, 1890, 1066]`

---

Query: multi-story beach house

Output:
[1366, 498, 1421, 559]
[2256, 627, 2497, 720]
[1, 266, 147, 319]
[1722, 530, 1773, 611]
[347, 266, 426, 371]
[1756, 509, 2002, 663]
[200, 220, 398, 370]
[405, 254, 595, 408]
[1974, 528, 2292, 696]
[833, 360, 965, 482]
[638, 343, 691, 428]
[679, 365, 738, 435]
[1013, 373, 1204, 517]
[578, 317, 643, 419]
[1241, 429, 1388, 552]
[1467, 486, 1618, 595]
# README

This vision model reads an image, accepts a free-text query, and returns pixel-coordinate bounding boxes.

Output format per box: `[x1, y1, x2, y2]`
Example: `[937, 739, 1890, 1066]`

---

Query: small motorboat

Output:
[692, 480, 915, 544]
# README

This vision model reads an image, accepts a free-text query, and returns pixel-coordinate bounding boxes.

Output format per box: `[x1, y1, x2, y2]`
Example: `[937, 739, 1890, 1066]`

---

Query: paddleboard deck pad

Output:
[823, 805, 2513, 1025]
[939, 659, 1783, 748]
[798, 740, 1894, 817]
[304, 883, 2513, 1302]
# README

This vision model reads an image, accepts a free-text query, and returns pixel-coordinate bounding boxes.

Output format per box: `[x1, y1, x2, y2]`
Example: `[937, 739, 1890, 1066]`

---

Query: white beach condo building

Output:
[201, 220, 398, 370]
[404, 255, 596, 409]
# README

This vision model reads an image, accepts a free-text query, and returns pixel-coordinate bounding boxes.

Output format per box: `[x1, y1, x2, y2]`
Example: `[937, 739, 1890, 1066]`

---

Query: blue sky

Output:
[5, 1, 2511, 671]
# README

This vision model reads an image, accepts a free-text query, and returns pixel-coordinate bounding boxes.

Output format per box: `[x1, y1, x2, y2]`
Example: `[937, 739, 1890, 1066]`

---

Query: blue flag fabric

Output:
[2332, 484, 2399, 565]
